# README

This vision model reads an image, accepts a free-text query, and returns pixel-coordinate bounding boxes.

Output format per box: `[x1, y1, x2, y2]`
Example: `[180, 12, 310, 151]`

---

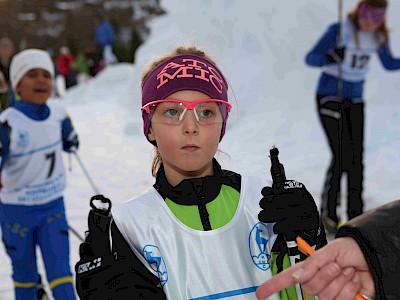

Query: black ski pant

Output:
[317, 95, 364, 223]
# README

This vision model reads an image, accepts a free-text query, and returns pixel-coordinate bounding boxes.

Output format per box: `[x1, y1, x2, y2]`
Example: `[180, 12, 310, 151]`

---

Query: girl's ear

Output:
[147, 127, 156, 142]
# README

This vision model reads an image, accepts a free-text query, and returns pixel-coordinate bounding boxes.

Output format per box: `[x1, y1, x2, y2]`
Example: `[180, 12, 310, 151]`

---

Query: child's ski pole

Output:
[68, 224, 84, 242]
[73, 152, 101, 195]
[270, 147, 366, 300]
[269, 147, 304, 300]
[69, 152, 101, 242]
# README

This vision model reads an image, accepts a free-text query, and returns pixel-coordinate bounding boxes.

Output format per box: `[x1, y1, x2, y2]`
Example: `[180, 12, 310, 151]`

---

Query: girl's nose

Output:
[182, 110, 199, 135]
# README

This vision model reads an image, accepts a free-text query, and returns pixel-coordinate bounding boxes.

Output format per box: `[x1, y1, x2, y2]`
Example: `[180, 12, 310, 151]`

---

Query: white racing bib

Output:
[323, 19, 380, 82]
[113, 175, 280, 300]
[0, 101, 67, 205]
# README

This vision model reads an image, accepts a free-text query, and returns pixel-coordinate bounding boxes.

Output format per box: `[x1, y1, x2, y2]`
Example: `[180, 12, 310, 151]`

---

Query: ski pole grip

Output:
[269, 147, 296, 241]
[269, 147, 286, 188]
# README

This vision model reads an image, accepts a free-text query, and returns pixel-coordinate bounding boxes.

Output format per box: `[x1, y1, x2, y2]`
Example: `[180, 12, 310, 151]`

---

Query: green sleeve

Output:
[271, 252, 316, 300]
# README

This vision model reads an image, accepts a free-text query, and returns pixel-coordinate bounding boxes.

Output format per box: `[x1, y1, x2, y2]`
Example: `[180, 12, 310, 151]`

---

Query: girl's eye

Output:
[200, 109, 213, 117]
[26, 70, 51, 79]
[166, 109, 179, 116]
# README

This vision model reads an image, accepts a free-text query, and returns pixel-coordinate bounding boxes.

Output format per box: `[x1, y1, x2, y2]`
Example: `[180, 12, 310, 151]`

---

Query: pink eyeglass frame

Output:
[141, 99, 232, 114]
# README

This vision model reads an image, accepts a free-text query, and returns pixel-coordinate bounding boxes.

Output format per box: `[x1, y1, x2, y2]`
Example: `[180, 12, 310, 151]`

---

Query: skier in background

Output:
[56, 46, 78, 89]
[0, 49, 79, 300]
[74, 49, 91, 83]
[305, 0, 400, 234]
[95, 13, 118, 66]
[0, 37, 15, 111]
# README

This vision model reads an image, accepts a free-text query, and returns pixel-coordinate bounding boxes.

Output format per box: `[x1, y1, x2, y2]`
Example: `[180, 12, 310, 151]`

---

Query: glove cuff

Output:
[298, 224, 328, 253]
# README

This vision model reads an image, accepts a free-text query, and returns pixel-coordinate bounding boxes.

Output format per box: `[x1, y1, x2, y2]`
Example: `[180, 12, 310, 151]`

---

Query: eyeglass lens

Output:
[150, 101, 224, 125]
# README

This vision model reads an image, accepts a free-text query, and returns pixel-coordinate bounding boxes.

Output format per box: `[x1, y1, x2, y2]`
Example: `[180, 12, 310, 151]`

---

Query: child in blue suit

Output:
[0, 49, 79, 300]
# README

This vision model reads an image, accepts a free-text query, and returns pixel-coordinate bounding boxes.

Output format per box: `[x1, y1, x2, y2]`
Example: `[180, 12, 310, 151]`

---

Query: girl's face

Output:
[148, 90, 223, 186]
[16, 68, 53, 104]
[358, 18, 382, 32]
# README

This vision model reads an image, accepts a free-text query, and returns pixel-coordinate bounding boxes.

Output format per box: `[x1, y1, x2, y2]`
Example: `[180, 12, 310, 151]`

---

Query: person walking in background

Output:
[305, 0, 400, 234]
[0, 69, 8, 109]
[95, 13, 118, 66]
[74, 49, 91, 83]
[56, 46, 78, 89]
[0, 49, 79, 299]
[0, 37, 15, 111]
[256, 199, 400, 300]
[75, 45, 326, 299]
[85, 45, 105, 77]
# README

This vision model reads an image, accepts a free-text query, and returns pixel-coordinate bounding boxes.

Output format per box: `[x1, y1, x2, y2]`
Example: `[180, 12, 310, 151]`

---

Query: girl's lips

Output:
[181, 145, 200, 151]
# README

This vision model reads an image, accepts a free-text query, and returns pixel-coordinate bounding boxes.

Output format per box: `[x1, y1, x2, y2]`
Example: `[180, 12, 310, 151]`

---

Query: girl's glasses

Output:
[359, 12, 384, 24]
[358, 6, 386, 24]
[142, 99, 232, 125]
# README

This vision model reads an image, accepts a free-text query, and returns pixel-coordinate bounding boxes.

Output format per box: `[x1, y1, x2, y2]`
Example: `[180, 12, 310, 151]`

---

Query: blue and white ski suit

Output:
[0, 100, 78, 300]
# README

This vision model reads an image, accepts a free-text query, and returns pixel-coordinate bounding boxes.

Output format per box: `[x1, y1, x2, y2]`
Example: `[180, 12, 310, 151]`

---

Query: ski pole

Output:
[73, 152, 101, 195]
[269, 148, 366, 300]
[68, 224, 84, 242]
[269, 147, 304, 300]
[296, 236, 366, 300]
[337, 0, 344, 224]
[337, 0, 344, 99]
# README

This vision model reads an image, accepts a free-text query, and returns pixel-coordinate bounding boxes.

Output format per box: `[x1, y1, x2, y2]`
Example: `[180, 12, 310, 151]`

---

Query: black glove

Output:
[0, 121, 11, 158]
[326, 46, 345, 64]
[258, 180, 320, 242]
[75, 195, 166, 300]
[63, 129, 79, 153]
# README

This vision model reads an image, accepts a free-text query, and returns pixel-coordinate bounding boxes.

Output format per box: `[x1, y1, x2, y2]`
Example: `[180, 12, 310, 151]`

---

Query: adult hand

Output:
[255, 237, 375, 300]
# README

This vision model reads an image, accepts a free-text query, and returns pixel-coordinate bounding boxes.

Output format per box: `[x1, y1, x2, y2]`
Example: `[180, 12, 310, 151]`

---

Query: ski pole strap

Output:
[90, 194, 112, 215]
[286, 240, 299, 257]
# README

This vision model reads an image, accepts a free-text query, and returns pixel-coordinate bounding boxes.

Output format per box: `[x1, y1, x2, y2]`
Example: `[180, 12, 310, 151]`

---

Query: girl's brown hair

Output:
[348, 0, 389, 47]
[141, 45, 224, 177]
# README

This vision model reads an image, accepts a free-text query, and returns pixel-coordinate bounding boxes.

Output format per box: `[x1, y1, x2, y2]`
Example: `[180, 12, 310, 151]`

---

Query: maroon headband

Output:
[358, 2, 387, 24]
[141, 54, 229, 144]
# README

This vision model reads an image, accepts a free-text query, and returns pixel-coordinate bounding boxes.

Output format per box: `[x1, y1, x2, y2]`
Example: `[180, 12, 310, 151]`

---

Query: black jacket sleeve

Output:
[76, 220, 166, 299]
[336, 200, 400, 300]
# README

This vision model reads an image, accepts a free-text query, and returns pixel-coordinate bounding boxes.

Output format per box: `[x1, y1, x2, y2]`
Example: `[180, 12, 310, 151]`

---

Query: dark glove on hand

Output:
[63, 129, 79, 153]
[258, 180, 320, 243]
[0, 121, 11, 158]
[326, 46, 345, 64]
[76, 205, 166, 300]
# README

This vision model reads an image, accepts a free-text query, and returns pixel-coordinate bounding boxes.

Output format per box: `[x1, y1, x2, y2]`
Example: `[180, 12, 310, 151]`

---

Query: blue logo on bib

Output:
[17, 130, 29, 148]
[143, 244, 168, 286]
[249, 222, 271, 271]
